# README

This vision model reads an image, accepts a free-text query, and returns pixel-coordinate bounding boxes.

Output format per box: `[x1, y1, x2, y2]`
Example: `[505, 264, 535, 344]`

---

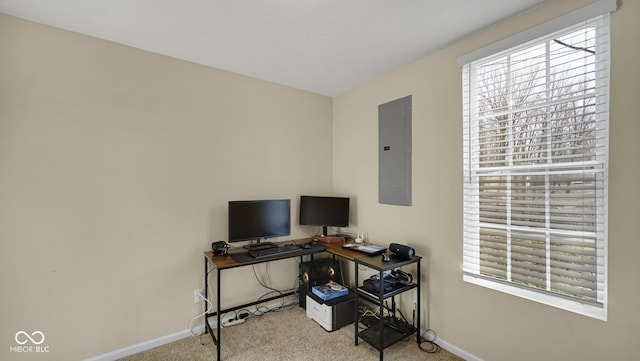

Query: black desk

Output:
[202, 240, 405, 360]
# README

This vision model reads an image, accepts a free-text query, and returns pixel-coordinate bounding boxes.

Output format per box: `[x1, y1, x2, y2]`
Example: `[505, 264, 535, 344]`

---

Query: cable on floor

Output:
[417, 328, 441, 353]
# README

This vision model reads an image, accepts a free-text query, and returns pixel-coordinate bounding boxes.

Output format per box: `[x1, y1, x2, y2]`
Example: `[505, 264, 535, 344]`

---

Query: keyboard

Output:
[248, 244, 303, 259]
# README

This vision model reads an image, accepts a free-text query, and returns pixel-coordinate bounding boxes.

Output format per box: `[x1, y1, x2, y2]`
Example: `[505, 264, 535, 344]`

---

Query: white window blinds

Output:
[461, 10, 610, 320]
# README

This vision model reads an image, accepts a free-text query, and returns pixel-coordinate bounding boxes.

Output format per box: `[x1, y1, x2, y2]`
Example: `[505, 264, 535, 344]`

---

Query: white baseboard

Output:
[435, 336, 484, 361]
[82, 327, 196, 361]
[85, 298, 480, 361]
[83, 297, 297, 361]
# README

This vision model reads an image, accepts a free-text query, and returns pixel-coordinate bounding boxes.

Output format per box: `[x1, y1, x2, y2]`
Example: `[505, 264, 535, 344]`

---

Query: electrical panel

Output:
[378, 95, 412, 206]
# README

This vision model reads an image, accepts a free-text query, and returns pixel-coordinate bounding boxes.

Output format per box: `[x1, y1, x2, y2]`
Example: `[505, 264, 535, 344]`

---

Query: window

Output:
[461, 5, 612, 320]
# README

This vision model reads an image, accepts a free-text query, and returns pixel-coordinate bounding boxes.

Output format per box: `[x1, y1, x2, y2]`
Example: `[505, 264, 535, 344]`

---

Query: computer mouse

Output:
[300, 243, 312, 249]
[382, 253, 391, 262]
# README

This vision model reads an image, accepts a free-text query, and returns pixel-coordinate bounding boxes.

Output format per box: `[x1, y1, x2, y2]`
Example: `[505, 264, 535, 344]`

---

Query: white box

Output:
[306, 295, 333, 331]
[305, 293, 354, 332]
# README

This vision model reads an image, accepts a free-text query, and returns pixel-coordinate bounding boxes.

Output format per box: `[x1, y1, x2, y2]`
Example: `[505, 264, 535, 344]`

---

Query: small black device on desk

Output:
[211, 241, 230, 255]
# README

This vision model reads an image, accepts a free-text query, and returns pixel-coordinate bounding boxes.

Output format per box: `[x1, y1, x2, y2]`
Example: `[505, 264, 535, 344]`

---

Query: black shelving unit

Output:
[354, 253, 421, 361]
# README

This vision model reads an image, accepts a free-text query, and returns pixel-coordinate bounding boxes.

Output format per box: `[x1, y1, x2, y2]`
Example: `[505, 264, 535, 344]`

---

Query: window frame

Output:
[460, 3, 614, 321]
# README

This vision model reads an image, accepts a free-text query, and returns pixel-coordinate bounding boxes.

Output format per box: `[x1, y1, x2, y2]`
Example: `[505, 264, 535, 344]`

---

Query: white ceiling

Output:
[0, 0, 548, 96]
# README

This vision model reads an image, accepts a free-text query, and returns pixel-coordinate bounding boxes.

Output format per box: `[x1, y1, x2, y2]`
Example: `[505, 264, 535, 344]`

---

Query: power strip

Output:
[221, 318, 245, 327]
[210, 298, 297, 329]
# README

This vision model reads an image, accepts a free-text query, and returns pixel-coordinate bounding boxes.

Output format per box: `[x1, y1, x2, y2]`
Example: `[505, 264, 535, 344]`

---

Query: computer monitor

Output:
[299, 195, 350, 236]
[228, 199, 291, 244]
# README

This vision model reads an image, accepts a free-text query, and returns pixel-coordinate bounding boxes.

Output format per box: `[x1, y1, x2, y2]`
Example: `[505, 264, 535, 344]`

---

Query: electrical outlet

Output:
[194, 288, 205, 303]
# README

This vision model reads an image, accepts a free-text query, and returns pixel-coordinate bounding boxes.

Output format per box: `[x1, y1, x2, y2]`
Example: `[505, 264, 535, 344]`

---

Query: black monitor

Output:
[299, 195, 350, 236]
[228, 199, 291, 244]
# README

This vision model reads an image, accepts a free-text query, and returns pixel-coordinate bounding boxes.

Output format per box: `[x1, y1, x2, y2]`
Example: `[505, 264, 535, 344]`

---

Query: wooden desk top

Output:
[204, 238, 383, 269]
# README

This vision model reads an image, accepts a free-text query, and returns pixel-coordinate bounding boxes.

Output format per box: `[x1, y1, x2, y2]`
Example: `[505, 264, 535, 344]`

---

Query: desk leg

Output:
[204, 257, 208, 333]
[203, 257, 220, 358]
[354, 262, 359, 346]
[378, 268, 384, 361]
[416, 259, 421, 344]
[217, 267, 221, 360]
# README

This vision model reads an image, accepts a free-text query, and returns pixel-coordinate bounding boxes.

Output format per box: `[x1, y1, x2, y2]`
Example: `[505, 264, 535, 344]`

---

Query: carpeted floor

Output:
[119, 306, 464, 361]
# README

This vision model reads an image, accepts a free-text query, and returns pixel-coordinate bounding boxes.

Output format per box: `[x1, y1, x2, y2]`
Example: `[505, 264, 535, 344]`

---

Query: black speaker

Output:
[298, 258, 341, 309]
[388, 243, 415, 259]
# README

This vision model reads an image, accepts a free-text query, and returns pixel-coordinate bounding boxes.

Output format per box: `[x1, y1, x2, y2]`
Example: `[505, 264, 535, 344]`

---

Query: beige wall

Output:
[0, 14, 333, 360]
[333, 0, 640, 360]
[3, 0, 640, 360]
